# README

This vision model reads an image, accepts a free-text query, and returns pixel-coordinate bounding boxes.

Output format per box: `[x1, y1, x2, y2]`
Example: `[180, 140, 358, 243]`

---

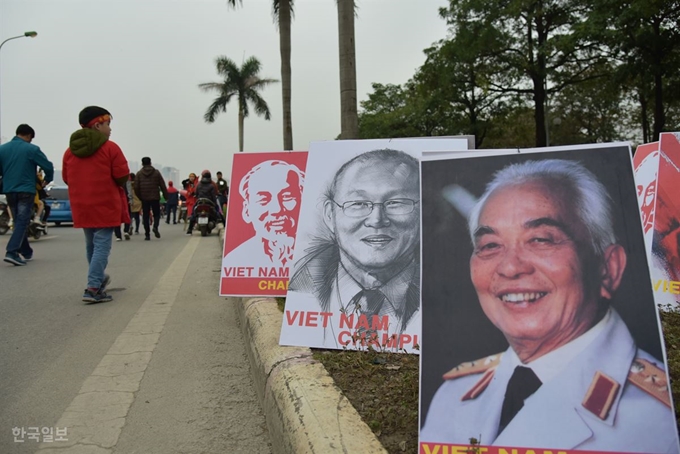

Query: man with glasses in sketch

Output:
[289, 149, 421, 348]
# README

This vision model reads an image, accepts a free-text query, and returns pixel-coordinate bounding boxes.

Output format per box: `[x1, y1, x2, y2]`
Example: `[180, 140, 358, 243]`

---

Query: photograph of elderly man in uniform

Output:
[287, 149, 421, 351]
[223, 159, 305, 267]
[418, 146, 679, 453]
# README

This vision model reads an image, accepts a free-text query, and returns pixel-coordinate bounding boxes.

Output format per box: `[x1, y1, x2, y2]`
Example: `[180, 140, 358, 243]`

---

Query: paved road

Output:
[0, 223, 272, 453]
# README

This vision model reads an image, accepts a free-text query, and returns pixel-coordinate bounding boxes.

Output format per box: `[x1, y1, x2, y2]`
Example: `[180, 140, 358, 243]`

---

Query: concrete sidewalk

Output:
[219, 227, 387, 454]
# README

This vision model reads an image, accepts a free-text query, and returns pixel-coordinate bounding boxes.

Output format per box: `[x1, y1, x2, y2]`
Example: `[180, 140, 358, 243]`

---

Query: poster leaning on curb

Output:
[220, 151, 308, 297]
[419, 143, 680, 454]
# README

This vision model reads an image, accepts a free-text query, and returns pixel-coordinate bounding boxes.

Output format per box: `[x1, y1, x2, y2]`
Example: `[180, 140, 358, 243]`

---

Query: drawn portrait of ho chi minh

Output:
[418, 145, 680, 453]
[220, 153, 307, 297]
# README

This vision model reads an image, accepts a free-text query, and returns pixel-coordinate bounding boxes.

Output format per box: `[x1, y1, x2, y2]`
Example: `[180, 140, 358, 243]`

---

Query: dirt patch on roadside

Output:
[313, 349, 419, 453]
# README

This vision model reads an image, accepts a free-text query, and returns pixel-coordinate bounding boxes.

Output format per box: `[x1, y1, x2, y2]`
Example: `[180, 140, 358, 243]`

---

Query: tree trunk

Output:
[533, 6, 547, 147]
[238, 108, 245, 152]
[534, 79, 547, 147]
[280, 0, 293, 150]
[652, 18, 665, 141]
[639, 91, 650, 143]
[652, 67, 665, 141]
[337, 0, 359, 139]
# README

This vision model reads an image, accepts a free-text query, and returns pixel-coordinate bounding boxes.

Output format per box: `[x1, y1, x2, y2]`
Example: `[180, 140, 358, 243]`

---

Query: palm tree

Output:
[337, 0, 359, 139]
[199, 56, 278, 152]
[227, 0, 295, 150]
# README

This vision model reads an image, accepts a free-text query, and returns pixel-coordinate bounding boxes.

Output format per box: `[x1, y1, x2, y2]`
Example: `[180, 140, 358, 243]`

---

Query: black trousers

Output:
[142, 200, 161, 235]
[166, 203, 178, 223]
[130, 212, 140, 232]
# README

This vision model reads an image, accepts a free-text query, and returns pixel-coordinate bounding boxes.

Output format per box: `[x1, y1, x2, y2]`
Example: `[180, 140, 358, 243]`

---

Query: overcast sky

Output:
[1, 0, 449, 180]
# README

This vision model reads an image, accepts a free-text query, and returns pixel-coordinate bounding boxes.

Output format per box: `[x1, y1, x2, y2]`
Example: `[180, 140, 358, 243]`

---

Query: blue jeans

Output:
[83, 228, 113, 289]
[6, 192, 34, 257]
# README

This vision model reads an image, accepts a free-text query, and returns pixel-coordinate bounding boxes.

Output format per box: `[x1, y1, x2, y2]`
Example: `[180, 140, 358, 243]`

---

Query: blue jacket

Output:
[0, 136, 54, 193]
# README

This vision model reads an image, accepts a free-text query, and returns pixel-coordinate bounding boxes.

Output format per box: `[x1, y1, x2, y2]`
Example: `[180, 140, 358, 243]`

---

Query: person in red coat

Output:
[62, 106, 130, 303]
[184, 173, 198, 217]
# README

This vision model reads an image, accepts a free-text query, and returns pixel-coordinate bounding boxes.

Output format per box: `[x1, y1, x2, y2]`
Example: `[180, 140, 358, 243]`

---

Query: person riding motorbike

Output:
[186, 170, 220, 235]
[33, 169, 48, 226]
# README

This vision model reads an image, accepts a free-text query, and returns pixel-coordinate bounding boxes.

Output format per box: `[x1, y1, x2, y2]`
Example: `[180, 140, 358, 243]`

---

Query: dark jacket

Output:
[217, 178, 229, 197]
[195, 176, 217, 204]
[166, 186, 179, 205]
[289, 236, 420, 332]
[135, 165, 167, 201]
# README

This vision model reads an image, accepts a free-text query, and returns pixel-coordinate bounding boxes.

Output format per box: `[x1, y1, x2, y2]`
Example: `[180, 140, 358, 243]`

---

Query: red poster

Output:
[654, 133, 680, 303]
[219, 151, 308, 296]
[632, 142, 660, 254]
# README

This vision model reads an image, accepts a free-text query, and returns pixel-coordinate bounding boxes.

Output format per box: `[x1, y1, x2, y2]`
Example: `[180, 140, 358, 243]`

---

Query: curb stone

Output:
[217, 227, 386, 454]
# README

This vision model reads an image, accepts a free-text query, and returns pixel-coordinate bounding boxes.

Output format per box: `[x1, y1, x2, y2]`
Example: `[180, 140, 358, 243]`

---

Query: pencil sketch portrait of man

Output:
[288, 149, 421, 350]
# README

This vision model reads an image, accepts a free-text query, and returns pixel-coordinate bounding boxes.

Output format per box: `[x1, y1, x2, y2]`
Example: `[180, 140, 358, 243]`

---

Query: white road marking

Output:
[35, 238, 200, 454]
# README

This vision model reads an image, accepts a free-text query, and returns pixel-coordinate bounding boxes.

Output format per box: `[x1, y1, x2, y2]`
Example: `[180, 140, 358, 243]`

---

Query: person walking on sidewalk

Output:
[114, 185, 132, 242]
[182, 172, 198, 219]
[135, 157, 167, 240]
[165, 180, 179, 224]
[0, 124, 54, 266]
[129, 173, 142, 234]
[63, 106, 130, 303]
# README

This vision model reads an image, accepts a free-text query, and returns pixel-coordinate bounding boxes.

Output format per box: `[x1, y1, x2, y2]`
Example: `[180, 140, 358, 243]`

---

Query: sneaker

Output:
[185, 230, 192, 235]
[153, 228, 161, 239]
[4, 253, 26, 266]
[21, 254, 33, 261]
[144, 235, 150, 241]
[124, 232, 130, 240]
[82, 289, 113, 303]
[100, 274, 111, 292]
[116, 237, 122, 242]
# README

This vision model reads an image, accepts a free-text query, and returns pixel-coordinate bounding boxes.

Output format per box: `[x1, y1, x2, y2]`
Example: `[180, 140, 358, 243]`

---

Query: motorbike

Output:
[26, 203, 48, 240]
[193, 198, 219, 237]
[178, 200, 188, 225]
[0, 195, 9, 235]
[0, 196, 47, 239]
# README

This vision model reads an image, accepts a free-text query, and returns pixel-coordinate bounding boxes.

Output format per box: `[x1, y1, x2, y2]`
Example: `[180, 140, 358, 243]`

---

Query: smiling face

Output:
[326, 158, 419, 273]
[243, 165, 302, 241]
[470, 181, 602, 357]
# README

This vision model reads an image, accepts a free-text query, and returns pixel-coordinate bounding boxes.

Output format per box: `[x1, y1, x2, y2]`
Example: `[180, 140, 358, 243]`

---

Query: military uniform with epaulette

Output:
[420, 309, 680, 453]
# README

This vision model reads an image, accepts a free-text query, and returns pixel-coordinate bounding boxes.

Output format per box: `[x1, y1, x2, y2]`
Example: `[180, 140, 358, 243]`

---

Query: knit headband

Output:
[82, 114, 111, 128]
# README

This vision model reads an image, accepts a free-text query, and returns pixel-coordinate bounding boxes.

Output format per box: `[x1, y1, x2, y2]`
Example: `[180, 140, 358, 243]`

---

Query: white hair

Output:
[239, 160, 305, 201]
[468, 159, 616, 259]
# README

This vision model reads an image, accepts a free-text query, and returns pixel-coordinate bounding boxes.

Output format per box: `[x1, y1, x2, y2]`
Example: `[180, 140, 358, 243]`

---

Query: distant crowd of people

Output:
[0, 105, 229, 304]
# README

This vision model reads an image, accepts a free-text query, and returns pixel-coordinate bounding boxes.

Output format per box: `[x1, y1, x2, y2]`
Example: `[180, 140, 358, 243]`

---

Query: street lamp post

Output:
[0, 31, 38, 143]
